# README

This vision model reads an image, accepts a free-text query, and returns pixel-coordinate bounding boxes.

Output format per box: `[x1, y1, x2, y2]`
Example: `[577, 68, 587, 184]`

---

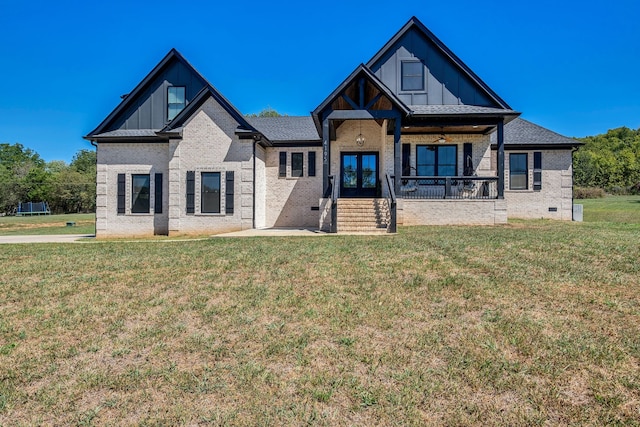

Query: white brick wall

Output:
[97, 108, 574, 236]
[96, 143, 169, 237]
[97, 97, 255, 237]
[504, 149, 573, 220]
[263, 147, 323, 227]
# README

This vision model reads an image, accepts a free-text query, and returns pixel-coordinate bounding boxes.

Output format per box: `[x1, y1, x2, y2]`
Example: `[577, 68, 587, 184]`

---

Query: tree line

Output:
[574, 127, 640, 193]
[0, 143, 96, 215]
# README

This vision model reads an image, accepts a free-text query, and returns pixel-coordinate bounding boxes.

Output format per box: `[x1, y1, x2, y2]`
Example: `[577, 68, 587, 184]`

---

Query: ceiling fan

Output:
[434, 132, 452, 143]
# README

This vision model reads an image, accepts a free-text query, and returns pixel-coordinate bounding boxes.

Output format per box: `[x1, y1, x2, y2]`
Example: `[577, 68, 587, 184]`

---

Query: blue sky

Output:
[1, 0, 639, 162]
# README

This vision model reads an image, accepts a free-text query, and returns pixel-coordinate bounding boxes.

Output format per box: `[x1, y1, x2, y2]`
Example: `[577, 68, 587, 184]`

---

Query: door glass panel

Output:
[361, 154, 377, 188]
[343, 155, 357, 188]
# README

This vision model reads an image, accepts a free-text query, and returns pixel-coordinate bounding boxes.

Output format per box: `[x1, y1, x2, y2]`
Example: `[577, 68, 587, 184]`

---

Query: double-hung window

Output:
[167, 86, 186, 121]
[201, 172, 221, 213]
[509, 153, 528, 190]
[131, 174, 150, 213]
[401, 60, 424, 91]
[416, 145, 457, 184]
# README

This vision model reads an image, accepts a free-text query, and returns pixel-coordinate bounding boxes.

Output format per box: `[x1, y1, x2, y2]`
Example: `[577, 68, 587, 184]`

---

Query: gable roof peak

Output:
[366, 16, 512, 110]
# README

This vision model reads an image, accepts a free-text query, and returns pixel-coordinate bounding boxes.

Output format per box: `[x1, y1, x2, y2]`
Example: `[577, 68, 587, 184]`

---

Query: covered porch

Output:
[312, 66, 518, 233]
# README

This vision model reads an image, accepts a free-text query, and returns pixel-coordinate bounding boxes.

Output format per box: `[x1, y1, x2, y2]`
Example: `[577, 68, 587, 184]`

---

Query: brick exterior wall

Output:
[504, 149, 573, 220]
[96, 143, 169, 237]
[263, 147, 323, 228]
[96, 97, 255, 237]
[97, 110, 574, 236]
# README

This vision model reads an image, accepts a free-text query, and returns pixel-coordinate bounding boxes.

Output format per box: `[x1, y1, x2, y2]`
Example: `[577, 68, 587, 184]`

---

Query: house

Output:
[84, 17, 581, 237]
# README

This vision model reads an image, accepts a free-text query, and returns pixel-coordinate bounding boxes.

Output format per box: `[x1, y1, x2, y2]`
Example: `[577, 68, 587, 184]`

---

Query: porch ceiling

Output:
[401, 124, 494, 134]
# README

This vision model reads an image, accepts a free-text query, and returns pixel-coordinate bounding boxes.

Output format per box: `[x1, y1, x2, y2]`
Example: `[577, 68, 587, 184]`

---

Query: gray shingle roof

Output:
[410, 105, 519, 116]
[492, 118, 581, 146]
[92, 129, 160, 138]
[247, 116, 320, 142]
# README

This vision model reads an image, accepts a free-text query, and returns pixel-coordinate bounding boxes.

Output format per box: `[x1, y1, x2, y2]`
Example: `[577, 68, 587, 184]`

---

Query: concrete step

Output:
[336, 198, 390, 234]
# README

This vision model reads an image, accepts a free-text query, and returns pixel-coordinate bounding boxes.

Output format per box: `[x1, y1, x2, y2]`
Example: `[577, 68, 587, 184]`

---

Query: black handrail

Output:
[385, 174, 396, 233]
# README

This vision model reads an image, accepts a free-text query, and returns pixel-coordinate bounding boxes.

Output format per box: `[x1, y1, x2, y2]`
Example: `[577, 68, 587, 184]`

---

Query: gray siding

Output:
[113, 59, 206, 131]
[370, 28, 496, 107]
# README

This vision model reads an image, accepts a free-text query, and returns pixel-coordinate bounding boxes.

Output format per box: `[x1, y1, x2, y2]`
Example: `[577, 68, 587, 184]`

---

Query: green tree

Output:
[575, 127, 640, 193]
[245, 106, 285, 118]
[0, 143, 49, 214]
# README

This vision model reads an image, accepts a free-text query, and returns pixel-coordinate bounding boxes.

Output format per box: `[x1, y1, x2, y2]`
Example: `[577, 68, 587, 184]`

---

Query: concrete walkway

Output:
[0, 234, 95, 244]
[213, 228, 328, 237]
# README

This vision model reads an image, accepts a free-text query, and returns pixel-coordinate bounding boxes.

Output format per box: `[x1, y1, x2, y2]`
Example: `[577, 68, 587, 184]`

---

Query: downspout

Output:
[252, 137, 257, 229]
[90, 140, 98, 236]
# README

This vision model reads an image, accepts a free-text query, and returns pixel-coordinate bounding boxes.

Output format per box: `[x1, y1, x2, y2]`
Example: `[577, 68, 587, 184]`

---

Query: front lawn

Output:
[0, 221, 638, 425]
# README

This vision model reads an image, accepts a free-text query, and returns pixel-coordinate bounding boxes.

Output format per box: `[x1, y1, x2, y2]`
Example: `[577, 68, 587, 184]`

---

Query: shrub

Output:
[574, 187, 606, 199]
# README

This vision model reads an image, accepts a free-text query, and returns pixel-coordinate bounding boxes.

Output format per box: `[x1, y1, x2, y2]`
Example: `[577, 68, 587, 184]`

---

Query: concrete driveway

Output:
[0, 234, 94, 244]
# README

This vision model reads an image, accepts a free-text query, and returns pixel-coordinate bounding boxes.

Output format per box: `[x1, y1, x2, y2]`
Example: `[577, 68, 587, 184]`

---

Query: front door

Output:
[340, 152, 378, 198]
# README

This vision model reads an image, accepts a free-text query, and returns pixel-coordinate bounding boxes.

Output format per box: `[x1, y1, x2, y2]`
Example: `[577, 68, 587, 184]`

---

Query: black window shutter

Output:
[225, 171, 234, 214]
[279, 152, 287, 177]
[186, 171, 195, 214]
[533, 152, 542, 191]
[463, 143, 473, 176]
[117, 173, 125, 214]
[402, 143, 410, 176]
[154, 173, 163, 214]
[308, 151, 316, 177]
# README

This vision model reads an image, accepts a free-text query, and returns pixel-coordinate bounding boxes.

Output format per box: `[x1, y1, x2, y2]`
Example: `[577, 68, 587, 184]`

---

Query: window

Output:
[279, 152, 287, 177]
[291, 153, 303, 177]
[131, 174, 150, 213]
[401, 60, 424, 91]
[533, 152, 542, 191]
[510, 153, 528, 190]
[201, 172, 221, 213]
[416, 145, 457, 184]
[167, 86, 186, 121]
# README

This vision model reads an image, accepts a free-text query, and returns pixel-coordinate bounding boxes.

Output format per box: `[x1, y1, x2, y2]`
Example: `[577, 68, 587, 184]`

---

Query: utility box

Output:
[573, 204, 583, 222]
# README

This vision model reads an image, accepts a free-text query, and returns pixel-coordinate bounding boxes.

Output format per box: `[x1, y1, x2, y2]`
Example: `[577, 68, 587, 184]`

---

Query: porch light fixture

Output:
[437, 134, 447, 143]
[356, 120, 365, 146]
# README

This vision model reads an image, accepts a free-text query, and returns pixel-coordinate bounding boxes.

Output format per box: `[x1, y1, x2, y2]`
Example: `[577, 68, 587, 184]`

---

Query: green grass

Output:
[0, 213, 95, 235]
[1, 221, 639, 425]
[580, 195, 640, 223]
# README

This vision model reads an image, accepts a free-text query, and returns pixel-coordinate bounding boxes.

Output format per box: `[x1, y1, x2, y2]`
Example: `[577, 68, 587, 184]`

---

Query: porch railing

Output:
[399, 176, 498, 200]
[384, 174, 396, 233]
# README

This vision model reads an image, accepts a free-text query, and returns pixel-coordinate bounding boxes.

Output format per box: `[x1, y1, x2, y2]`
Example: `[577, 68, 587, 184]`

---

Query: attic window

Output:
[167, 86, 186, 121]
[401, 60, 424, 91]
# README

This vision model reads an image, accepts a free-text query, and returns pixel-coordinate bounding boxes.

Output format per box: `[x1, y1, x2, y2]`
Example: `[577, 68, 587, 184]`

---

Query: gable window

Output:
[291, 153, 304, 177]
[167, 86, 186, 121]
[401, 60, 424, 91]
[201, 172, 221, 213]
[416, 145, 457, 184]
[131, 174, 150, 213]
[510, 153, 528, 190]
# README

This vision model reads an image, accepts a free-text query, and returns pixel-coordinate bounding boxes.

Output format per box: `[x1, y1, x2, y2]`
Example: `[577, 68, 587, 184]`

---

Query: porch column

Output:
[322, 117, 330, 195]
[394, 116, 401, 195]
[497, 120, 505, 199]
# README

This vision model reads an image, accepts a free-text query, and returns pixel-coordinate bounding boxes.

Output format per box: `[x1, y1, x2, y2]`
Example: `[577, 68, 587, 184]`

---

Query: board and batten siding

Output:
[112, 59, 206, 131]
[368, 28, 496, 107]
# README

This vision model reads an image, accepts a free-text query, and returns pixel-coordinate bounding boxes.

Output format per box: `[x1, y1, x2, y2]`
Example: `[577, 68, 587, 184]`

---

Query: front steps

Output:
[336, 198, 390, 233]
